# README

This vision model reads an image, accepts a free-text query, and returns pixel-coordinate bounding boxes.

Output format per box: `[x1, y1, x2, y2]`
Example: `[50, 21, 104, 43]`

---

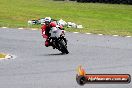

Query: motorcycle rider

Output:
[41, 17, 64, 47]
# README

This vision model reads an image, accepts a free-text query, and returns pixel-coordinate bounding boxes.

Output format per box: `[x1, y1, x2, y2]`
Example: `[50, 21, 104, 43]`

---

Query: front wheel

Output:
[59, 40, 69, 54]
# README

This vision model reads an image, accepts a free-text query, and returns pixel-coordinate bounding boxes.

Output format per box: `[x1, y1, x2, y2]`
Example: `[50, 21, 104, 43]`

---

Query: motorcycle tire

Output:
[59, 40, 69, 54]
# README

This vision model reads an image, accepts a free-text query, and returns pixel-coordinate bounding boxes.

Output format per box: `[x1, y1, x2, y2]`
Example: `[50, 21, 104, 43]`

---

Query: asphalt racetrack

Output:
[0, 28, 132, 88]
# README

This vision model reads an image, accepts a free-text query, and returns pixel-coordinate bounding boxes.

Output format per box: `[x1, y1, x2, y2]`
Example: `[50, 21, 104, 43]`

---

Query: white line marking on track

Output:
[10, 55, 16, 59]
[126, 36, 131, 38]
[73, 32, 79, 33]
[5, 54, 11, 59]
[31, 28, 37, 30]
[1, 27, 131, 38]
[113, 35, 119, 37]
[98, 34, 103, 35]
[2, 27, 7, 28]
[18, 28, 24, 29]
[0, 54, 16, 61]
[86, 33, 91, 35]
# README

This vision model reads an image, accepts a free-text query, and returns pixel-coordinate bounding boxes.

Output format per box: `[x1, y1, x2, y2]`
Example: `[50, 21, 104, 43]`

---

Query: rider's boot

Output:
[45, 40, 49, 47]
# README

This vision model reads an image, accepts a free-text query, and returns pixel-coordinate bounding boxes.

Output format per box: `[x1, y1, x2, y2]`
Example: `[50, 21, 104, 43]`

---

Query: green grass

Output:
[0, 53, 6, 58]
[0, 0, 132, 36]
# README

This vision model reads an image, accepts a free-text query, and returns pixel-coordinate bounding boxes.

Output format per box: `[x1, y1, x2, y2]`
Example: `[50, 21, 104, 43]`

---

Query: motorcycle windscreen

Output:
[50, 27, 62, 38]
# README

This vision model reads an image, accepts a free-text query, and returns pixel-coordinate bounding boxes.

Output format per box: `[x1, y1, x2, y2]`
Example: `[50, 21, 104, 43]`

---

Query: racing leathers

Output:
[41, 22, 63, 47]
